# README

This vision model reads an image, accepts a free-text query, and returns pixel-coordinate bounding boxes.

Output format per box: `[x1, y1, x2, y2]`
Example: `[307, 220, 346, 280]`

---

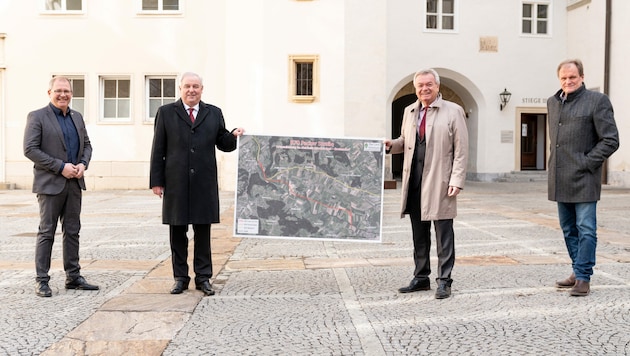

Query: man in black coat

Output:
[150, 72, 244, 296]
[547, 59, 619, 297]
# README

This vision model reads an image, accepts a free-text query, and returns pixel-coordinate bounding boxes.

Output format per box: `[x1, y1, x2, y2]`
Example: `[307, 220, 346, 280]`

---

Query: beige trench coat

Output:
[389, 96, 468, 220]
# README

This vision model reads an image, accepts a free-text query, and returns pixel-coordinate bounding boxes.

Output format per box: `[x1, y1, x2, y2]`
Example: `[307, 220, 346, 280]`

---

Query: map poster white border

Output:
[233, 134, 385, 243]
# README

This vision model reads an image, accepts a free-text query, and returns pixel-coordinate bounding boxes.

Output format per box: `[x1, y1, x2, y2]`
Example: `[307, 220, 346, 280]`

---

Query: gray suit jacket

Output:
[24, 104, 92, 194]
[547, 85, 619, 202]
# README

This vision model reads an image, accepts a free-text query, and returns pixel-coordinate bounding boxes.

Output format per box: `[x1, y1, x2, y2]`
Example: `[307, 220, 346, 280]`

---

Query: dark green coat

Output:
[547, 85, 619, 203]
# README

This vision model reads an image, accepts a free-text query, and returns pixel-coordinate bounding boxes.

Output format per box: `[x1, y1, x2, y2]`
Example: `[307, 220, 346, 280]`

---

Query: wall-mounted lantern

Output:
[499, 88, 512, 111]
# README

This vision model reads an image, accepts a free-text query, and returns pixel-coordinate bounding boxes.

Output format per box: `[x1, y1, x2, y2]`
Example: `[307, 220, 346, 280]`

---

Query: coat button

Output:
[190, 168, 195, 173]
[190, 148, 195, 153]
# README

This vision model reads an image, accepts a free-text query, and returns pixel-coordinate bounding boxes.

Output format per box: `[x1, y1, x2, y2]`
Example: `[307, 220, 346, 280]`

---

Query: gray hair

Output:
[49, 76, 72, 90]
[413, 69, 440, 86]
[179, 72, 203, 85]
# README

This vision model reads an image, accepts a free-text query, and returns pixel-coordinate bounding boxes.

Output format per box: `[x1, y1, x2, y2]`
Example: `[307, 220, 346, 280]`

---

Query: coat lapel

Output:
[174, 99, 193, 126]
[46, 106, 67, 150]
[70, 110, 84, 153]
[195, 102, 209, 126]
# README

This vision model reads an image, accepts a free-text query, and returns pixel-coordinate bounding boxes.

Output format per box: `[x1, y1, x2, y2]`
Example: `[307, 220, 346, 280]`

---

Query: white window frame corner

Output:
[144, 74, 177, 124]
[520, 0, 552, 37]
[99, 75, 133, 124]
[423, 0, 459, 33]
[136, 0, 183, 16]
[40, 0, 86, 15]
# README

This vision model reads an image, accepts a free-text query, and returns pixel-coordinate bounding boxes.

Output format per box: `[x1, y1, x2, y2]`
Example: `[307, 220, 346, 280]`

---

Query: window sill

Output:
[291, 96, 316, 103]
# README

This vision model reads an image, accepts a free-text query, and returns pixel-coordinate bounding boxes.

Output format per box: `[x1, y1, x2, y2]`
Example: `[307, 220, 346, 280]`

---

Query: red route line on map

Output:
[256, 160, 354, 226]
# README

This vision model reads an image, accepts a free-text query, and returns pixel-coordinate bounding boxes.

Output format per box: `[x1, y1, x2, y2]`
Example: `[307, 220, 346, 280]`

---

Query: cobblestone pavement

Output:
[0, 181, 628, 355]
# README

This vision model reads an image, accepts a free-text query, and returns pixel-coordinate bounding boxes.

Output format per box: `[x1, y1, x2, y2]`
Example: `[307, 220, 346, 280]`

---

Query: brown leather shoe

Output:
[570, 280, 590, 296]
[555, 273, 576, 288]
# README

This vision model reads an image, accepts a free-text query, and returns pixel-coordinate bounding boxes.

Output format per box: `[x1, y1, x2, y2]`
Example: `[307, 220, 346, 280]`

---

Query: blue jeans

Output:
[557, 202, 597, 282]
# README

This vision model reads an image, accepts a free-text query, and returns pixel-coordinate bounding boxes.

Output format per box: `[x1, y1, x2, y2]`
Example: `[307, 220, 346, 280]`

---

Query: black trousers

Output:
[407, 190, 455, 282]
[169, 224, 213, 285]
[35, 179, 83, 282]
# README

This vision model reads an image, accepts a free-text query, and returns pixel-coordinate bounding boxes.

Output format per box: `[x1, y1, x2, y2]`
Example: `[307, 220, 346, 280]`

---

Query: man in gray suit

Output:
[547, 59, 619, 297]
[24, 76, 98, 297]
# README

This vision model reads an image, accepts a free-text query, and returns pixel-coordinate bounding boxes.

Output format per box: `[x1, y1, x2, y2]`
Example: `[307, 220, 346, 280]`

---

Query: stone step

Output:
[496, 171, 547, 182]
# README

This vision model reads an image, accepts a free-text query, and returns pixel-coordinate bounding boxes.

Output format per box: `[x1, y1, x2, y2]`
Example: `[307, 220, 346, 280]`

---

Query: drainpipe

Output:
[602, 0, 612, 184]
[604, 0, 611, 95]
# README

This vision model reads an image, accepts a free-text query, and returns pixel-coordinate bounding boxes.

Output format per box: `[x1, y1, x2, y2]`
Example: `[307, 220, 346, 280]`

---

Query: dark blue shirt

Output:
[50, 103, 80, 166]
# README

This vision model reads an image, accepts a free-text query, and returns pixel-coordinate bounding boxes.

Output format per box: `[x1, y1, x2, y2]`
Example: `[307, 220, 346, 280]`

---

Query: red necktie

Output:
[419, 107, 427, 140]
[188, 108, 195, 123]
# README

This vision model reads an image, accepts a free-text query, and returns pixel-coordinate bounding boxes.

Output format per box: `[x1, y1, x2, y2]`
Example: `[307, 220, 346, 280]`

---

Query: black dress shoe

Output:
[398, 278, 431, 293]
[170, 280, 189, 294]
[65, 276, 99, 290]
[36, 281, 52, 297]
[435, 280, 452, 299]
[195, 281, 215, 296]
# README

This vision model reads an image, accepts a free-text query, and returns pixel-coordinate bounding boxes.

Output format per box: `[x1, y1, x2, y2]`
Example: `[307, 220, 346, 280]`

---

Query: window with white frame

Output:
[141, 0, 179, 12]
[43, 0, 83, 12]
[522, 2, 549, 35]
[68, 77, 85, 115]
[289, 55, 319, 103]
[146, 76, 176, 122]
[426, 0, 456, 31]
[101, 77, 131, 122]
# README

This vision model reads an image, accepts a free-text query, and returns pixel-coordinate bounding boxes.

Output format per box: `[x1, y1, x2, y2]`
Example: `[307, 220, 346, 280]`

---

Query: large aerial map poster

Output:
[234, 134, 384, 242]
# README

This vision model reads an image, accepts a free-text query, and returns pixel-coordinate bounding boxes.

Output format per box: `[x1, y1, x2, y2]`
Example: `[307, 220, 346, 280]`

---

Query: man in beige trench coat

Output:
[385, 69, 468, 299]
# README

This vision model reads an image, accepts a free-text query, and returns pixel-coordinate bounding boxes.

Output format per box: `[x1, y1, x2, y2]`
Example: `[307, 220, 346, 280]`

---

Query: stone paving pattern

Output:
[0, 181, 628, 355]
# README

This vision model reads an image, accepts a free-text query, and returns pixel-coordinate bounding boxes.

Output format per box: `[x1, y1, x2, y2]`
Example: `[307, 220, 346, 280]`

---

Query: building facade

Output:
[0, 0, 627, 191]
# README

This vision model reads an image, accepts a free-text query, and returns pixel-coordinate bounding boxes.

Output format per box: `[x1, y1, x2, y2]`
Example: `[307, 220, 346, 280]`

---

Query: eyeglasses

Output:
[52, 89, 72, 95]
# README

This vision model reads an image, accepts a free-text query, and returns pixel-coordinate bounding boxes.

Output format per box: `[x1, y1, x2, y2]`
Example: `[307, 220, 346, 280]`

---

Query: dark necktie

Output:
[419, 107, 427, 141]
[188, 108, 195, 123]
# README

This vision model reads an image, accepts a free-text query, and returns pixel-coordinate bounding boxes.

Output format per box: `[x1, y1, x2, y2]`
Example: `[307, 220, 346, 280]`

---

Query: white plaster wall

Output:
[0, 0, 231, 190]
[344, 0, 388, 139]
[566, 1, 606, 90]
[607, 0, 630, 185]
[1, 0, 628, 189]
[386, 0, 566, 175]
[220, 0, 346, 191]
[222, 0, 346, 138]
[566, 0, 629, 186]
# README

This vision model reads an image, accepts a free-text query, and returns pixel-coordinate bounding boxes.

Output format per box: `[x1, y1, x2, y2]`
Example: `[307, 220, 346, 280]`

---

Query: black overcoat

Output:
[150, 99, 237, 225]
[547, 85, 619, 203]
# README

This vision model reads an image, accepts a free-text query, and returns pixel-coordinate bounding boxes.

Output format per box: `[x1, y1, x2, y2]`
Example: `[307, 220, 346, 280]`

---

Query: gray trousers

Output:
[35, 179, 82, 282]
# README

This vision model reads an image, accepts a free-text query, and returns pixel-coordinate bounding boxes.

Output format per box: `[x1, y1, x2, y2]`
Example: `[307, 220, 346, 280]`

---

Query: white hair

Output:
[179, 72, 203, 85]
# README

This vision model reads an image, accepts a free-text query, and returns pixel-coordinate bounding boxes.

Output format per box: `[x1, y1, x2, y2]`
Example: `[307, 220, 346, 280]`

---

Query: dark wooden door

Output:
[520, 115, 537, 170]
